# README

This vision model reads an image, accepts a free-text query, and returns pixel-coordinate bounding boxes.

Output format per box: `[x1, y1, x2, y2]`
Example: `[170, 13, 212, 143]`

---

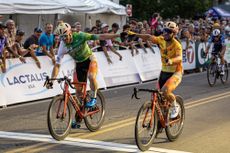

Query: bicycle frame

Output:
[62, 80, 100, 119]
[132, 88, 181, 129]
[44, 76, 100, 120]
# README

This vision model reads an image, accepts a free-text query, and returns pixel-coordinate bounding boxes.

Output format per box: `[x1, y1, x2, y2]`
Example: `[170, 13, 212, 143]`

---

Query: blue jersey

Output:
[38, 32, 54, 53]
[207, 34, 226, 53]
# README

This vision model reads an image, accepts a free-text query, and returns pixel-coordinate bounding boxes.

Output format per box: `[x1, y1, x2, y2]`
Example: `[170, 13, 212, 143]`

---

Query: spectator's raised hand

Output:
[107, 57, 113, 64]
[35, 61, 41, 69]
[30, 44, 39, 50]
[19, 56, 26, 63]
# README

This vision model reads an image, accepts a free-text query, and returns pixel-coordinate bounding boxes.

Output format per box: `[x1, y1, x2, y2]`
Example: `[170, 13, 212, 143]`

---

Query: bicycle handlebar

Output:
[131, 87, 160, 100]
[44, 76, 76, 89]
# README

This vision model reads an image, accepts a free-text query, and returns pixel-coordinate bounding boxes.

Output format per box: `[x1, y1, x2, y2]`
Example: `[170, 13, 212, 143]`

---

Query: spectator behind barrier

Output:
[100, 23, 122, 64]
[38, 23, 55, 65]
[13, 29, 41, 68]
[4, 19, 16, 58]
[88, 26, 99, 49]
[24, 27, 42, 50]
[12, 30, 29, 57]
[199, 26, 209, 42]
[74, 22, 82, 33]
[122, 24, 139, 56]
[150, 13, 160, 32]
[0, 22, 26, 73]
[109, 23, 122, 50]
[96, 19, 102, 34]
[138, 28, 155, 53]
[23, 27, 43, 68]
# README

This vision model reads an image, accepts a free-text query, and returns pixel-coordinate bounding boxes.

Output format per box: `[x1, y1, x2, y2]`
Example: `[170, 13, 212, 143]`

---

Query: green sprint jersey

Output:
[56, 32, 99, 64]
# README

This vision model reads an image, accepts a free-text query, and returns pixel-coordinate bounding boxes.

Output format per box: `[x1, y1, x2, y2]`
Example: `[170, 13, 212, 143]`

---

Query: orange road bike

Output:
[44, 76, 105, 141]
[131, 88, 185, 151]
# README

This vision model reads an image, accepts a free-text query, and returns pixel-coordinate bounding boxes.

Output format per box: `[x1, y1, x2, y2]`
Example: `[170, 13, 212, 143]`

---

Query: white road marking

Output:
[0, 131, 190, 153]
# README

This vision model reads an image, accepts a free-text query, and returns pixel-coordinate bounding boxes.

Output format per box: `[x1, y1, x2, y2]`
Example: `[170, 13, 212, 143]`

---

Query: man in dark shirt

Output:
[24, 27, 42, 49]
[24, 27, 42, 68]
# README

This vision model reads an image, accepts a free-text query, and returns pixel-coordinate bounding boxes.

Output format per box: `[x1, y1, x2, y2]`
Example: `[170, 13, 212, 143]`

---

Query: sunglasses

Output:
[163, 28, 173, 34]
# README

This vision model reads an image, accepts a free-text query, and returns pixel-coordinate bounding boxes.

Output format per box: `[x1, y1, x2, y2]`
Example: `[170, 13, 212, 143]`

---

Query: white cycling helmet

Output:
[212, 29, 221, 36]
[164, 21, 179, 34]
[54, 22, 71, 36]
[225, 26, 230, 32]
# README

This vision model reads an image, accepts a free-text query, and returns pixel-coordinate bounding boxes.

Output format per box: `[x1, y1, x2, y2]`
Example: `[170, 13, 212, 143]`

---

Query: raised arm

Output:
[97, 34, 120, 40]
[135, 33, 153, 41]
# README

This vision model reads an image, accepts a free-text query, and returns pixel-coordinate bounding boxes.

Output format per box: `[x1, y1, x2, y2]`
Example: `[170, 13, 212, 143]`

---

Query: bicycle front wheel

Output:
[165, 95, 185, 141]
[47, 95, 72, 141]
[135, 101, 157, 152]
[220, 60, 228, 84]
[207, 63, 217, 87]
[84, 90, 105, 132]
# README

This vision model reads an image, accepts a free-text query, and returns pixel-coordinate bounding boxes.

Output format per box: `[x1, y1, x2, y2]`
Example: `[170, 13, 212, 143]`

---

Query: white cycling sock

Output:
[172, 99, 177, 107]
[221, 64, 225, 70]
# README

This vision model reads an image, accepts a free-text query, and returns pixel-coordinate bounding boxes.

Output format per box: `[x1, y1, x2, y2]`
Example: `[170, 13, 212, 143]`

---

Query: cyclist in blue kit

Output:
[205, 29, 226, 75]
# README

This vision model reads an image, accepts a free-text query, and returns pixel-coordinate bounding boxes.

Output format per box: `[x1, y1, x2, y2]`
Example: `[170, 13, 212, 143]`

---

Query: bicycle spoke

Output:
[48, 97, 71, 138]
[85, 99, 103, 125]
[136, 106, 154, 144]
[84, 90, 105, 132]
[207, 64, 217, 86]
[167, 110, 182, 134]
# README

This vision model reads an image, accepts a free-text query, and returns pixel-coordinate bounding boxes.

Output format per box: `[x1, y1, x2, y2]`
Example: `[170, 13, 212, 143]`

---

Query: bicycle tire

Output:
[220, 60, 228, 84]
[135, 101, 157, 151]
[165, 95, 185, 141]
[84, 90, 105, 132]
[207, 63, 217, 87]
[47, 95, 72, 141]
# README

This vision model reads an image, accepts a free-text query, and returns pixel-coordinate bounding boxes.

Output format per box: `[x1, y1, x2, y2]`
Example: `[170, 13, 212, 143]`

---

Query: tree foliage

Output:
[120, 0, 213, 20]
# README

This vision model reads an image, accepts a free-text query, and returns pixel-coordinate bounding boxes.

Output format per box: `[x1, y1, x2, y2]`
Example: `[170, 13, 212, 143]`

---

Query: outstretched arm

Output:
[5, 46, 26, 63]
[135, 34, 152, 41]
[97, 34, 120, 40]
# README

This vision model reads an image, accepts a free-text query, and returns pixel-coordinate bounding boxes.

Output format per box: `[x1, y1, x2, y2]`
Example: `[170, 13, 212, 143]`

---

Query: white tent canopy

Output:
[0, 0, 65, 14]
[0, 0, 126, 15]
[93, 0, 126, 15]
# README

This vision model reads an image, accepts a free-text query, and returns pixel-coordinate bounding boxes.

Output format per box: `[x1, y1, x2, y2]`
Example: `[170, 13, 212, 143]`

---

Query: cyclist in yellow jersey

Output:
[131, 21, 183, 118]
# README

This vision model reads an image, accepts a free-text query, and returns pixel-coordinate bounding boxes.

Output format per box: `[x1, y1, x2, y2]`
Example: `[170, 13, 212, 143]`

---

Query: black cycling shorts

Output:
[75, 58, 91, 82]
[158, 71, 174, 89]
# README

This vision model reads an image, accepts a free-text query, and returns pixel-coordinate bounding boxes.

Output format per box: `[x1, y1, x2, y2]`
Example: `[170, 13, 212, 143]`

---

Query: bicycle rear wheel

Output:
[47, 95, 72, 141]
[135, 101, 157, 151]
[220, 60, 228, 84]
[207, 63, 217, 87]
[165, 95, 185, 141]
[84, 90, 105, 132]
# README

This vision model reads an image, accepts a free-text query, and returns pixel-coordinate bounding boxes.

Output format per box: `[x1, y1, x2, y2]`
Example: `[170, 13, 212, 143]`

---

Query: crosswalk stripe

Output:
[0, 131, 190, 153]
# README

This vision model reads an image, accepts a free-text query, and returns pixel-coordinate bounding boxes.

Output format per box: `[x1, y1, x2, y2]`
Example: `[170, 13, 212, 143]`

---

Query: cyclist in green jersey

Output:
[47, 23, 120, 127]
